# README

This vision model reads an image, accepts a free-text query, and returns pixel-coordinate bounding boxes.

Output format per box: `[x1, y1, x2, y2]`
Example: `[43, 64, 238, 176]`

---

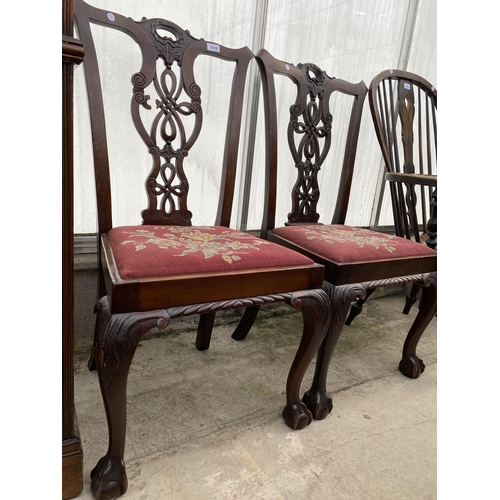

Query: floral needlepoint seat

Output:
[271, 224, 436, 283]
[75, 2, 332, 498]
[230, 49, 437, 424]
[108, 225, 314, 279]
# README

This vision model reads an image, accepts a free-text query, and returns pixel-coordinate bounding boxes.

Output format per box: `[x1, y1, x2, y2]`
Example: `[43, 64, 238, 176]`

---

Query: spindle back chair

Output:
[368, 69, 437, 313]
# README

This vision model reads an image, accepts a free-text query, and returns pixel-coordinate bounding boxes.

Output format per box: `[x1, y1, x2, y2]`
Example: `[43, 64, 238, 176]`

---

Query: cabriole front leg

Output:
[281, 289, 332, 430]
[302, 282, 366, 420]
[399, 273, 437, 379]
[90, 297, 170, 500]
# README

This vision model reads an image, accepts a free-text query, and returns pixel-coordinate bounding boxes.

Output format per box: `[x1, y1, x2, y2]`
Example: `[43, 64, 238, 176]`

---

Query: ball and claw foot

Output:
[399, 355, 425, 379]
[282, 402, 313, 430]
[91, 455, 128, 500]
[302, 389, 333, 420]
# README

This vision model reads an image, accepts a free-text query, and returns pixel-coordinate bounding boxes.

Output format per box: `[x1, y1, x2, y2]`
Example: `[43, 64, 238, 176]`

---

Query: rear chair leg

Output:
[403, 282, 421, 315]
[345, 288, 376, 325]
[196, 311, 216, 350]
[88, 300, 106, 371]
[231, 305, 261, 341]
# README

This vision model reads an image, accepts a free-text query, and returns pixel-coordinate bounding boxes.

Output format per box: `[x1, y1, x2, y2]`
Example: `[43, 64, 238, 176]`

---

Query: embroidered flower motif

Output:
[304, 226, 398, 253]
[120, 226, 268, 263]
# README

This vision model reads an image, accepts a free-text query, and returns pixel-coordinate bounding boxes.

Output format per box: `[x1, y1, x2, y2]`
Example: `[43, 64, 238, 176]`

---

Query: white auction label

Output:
[207, 43, 220, 52]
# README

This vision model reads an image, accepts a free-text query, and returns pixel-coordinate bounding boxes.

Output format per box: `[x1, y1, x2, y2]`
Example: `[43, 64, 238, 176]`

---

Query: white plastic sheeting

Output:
[73, 0, 436, 234]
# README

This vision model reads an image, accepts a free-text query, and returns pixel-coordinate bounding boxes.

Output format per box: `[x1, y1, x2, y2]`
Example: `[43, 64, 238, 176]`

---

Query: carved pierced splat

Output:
[76, 7, 333, 499]
[287, 63, 334, 225]
[128, 19, 204, 225]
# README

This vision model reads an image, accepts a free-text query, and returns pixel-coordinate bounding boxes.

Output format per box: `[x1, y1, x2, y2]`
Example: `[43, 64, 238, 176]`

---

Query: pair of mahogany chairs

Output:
[74, 0, 437, 498]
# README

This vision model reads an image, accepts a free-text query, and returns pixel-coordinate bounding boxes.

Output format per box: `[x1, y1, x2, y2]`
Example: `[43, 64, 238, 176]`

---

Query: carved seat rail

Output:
[74, 2, 332, 499]
[230, 49, 437, 423]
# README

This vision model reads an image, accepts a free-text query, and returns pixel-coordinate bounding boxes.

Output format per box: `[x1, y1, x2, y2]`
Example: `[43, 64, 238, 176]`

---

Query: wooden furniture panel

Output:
[62, 0, 84, 498]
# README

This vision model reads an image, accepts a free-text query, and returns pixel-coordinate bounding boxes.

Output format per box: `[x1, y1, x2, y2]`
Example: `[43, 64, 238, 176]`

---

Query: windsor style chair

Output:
[231, 49, 437, 422]
[74, 2, 331, 498]
[367, 69, 437, 315]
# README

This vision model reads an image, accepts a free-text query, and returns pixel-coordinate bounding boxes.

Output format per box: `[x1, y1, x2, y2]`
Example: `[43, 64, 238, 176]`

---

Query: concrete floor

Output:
[72, 292, 437, 499]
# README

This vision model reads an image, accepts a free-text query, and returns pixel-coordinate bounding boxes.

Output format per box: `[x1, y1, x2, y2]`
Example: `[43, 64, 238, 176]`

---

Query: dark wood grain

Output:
[369, 69, 437, 246]
[232, 50, 437, 421]
[62, 0, 84, 498]
[368, 69, 438, 313]
[74, 2, 332, 497]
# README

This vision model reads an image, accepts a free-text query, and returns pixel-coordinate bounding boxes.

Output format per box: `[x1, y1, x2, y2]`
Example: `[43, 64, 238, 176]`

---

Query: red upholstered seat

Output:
[271, 225, 436, 263]
[108, 225, 315, 279]
[74, 6, 331, 497]
[221, 48, 438, 431]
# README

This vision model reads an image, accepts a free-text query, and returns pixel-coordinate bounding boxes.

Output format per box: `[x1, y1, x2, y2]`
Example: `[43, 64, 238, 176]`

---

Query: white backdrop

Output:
[73, 0, 437, 235]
